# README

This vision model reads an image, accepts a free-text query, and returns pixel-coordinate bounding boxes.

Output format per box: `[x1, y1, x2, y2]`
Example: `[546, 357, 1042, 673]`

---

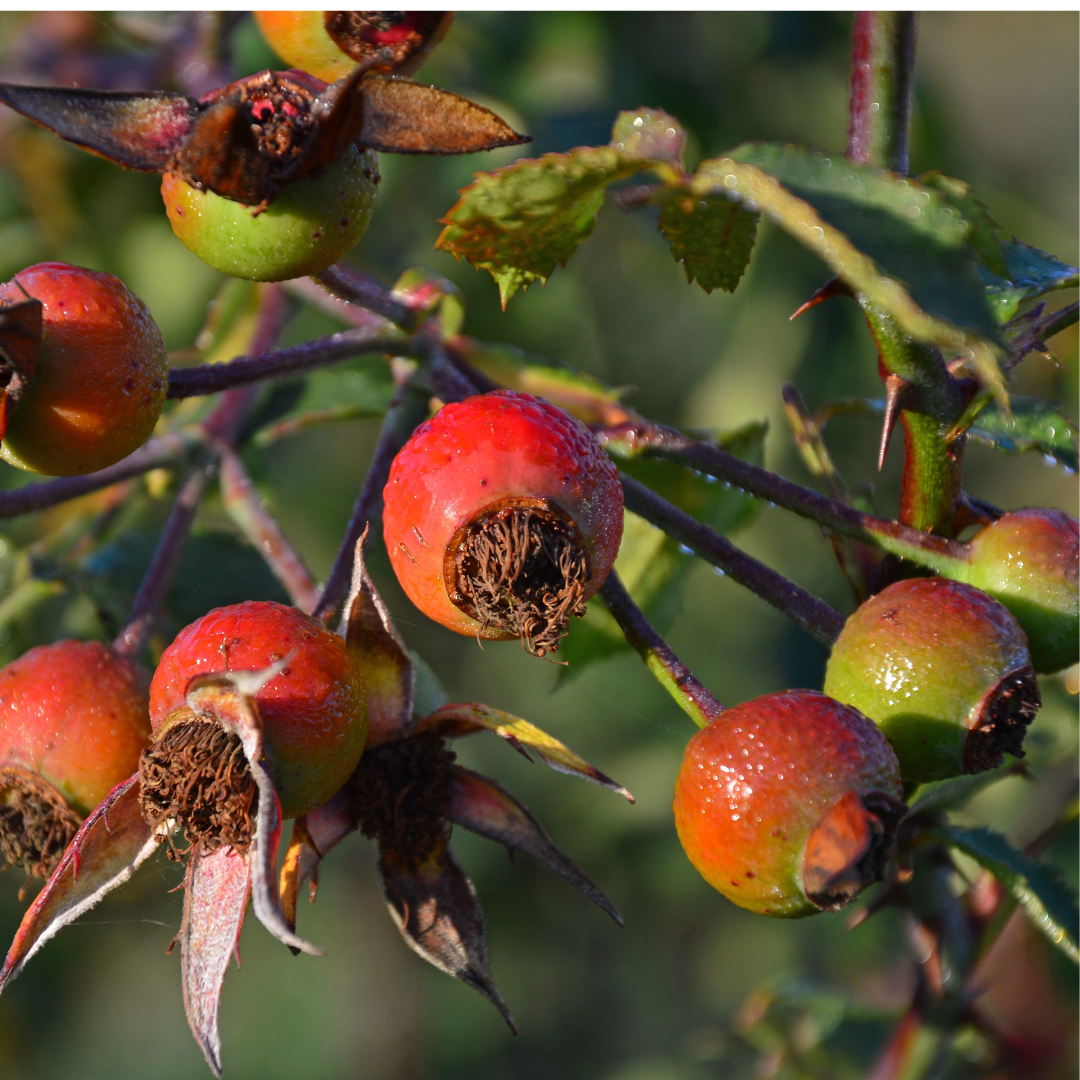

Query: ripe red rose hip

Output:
[823, 578, 1040, 783]
[0, 263, 167, 476]
[957, 508, 1079, 675]
[383, 390, 624, 656]
[0, 640, 151, 876]
[673, 690, 904, 918]
[144, 601, 366, 846]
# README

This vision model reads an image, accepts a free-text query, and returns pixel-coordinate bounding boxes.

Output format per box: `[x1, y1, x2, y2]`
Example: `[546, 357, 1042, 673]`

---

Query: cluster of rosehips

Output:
[0, 10, 1075, 1077]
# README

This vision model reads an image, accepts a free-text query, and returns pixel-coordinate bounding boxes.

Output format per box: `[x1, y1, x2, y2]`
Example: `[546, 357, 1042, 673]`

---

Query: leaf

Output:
[456, 338, 631, 426]
[0, 775, 159, 991]
[981, 239, 1079, 324]
[609, 108, 686, 166]
[908, 764, 1020, 817]
[931, 824, 1079, 963]
[698, 144, 1006, 393]
[339, 534, 414, 745]
[180, 846, 252, 1078]
[0, 83, 195, 171]
[437, 146, 665, 306]
[918, 172, 1008, 276]
[378, 840, 515, 1031]
[447, 766, 622, 925]
[968, 397, 1078, 471]
[417, 703, 634, 801]
[185, 667, 322, 956]
[358, 76, 531, 155]
[658, 192, 759, 292]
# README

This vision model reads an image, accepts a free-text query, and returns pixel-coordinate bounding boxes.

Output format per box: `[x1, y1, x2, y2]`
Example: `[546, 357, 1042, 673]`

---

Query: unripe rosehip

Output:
[145, 602, 366, 842]
[957, 509, 1078, 675]
[0, 640, 151, 876]
[255, 11, 453, 83]
[0, 263, 167, 476]
[673, 690, 904, 918]
[823, 578, 1041, 783]
[383, 390, 624, 656]
[161, 71, 379, 282]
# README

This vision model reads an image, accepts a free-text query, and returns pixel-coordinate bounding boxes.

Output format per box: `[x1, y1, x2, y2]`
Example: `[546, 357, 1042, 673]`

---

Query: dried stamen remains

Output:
[447, 499, 590, 657]
[348, 732, 455, 866]
[964, 666, 1042, 774]
[139, 718, 257, 860]
[0, 765, 82, 878]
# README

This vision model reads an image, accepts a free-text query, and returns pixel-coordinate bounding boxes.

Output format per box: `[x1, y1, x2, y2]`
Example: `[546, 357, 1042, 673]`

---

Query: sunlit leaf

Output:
[931, 824, 1079, 963]
[968, 397, 1077, 471]
[918, 171, 1007, 276]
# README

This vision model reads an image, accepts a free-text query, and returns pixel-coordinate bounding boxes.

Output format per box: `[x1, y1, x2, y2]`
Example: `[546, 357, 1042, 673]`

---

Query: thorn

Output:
[878, 374, 913, 471]
[790, 277, 854, 320]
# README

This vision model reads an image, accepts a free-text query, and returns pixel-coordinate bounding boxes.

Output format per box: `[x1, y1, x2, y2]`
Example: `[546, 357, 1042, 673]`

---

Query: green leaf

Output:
[693, 144, 1007, 394]
[658, 192, 759, 293]
[931, 824, 1079, 963]
[981, 240, 1079, 324]
[968, 396, 1078, 471]
[609, 108, 686, 166]
[918, 172, 1008, 277]
[908, 764, 1019, 816]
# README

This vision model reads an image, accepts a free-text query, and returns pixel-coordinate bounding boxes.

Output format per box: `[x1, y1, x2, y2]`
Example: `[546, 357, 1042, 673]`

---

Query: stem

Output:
[0, 433, 197, 520]
[218, 445, 320, 615]
[597, 420, 970, 577]
[599, 570, 722, 728]
[310, 264, 415, 328]
[848, 12, 918, 174]
[166, 328, 406, 399]
[620, 474, 846, 646]
[311, 377, 432, 622]
[112, 463, 210, 657]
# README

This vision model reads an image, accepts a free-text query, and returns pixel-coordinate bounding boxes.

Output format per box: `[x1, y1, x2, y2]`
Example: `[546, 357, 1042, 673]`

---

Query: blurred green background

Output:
[0, 11, 1075, 1080]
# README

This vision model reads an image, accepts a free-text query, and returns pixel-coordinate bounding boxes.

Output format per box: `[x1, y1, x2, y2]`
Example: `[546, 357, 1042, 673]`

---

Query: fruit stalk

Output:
[620, 473, 847, 645]
[311, 264, 415, 328]
[599, 570, 722, 727]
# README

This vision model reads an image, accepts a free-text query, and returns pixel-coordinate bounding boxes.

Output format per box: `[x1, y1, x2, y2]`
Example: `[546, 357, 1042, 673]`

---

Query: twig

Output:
[0, 433, 196, 520]
[166, 328, 406, 399]
[310, 264, 415, 328]
[600, 570, 722, 728]
[620, 474, 846, 646]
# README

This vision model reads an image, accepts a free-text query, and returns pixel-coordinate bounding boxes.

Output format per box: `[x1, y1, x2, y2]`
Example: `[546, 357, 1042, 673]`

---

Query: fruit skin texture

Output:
[382, 389, 624, 639]
[958, 508, 1078, 674]
[0, 641, 151, 816]
[149, 601, 366, 820]
[673, 690, 903, 918]
[0, 263, 167, 476]
[823, 578, 1034, 783]
[255, 11, 359, 84]
[161, 144, 379, 282]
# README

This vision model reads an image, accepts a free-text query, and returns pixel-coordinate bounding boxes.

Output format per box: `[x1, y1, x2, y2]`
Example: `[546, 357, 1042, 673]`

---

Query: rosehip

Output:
[673, 690, 904, 918]
[0, 640, 150, 876]
[161, 70, 379, 282]
[144, 602, 366, 843]
[823, 578, 1041, 783]
[956, 509, 1078, 675]
[255, 11, 453, 83]
[382, 390, 624, 656]
[0, 263, 167, 476]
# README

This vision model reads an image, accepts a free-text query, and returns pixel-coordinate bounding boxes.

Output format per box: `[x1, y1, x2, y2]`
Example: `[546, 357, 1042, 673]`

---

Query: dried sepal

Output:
[180, 845, 252, 1078]
[448, 766, 622, 925]
[378, 838, 515, 1032]
[417, 702, 634, 801]
[339, 533, 414, 744]
[323, 12, 454, 75]
[0, 775, 158, 991]
[0, 293, 43, 442]
[184, 665, 322, 956]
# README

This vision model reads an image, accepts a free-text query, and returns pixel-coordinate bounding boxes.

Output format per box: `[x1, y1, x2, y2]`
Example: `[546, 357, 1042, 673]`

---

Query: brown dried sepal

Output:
[446, 497, 590, 658]
[802, 790, 906, 912]
[0, 293, 43, 438]
[138, 714, 258, 861]
[0, 765, 82, 879]
[323, 12, 453, 74]
[347, 731, 455, 866]
[964, 665, 1041, 774]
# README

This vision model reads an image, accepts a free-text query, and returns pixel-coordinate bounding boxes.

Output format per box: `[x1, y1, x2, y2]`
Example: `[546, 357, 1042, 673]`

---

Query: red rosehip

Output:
[673, 690, 904, 918]
[957, 508, 1078, 675]
[146, 601, 366, 832]
[0, 263, 167, 477]
[823, 578, 1041, 783]
[382, 390, 624, 656]
[0, 640, 150, 876]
